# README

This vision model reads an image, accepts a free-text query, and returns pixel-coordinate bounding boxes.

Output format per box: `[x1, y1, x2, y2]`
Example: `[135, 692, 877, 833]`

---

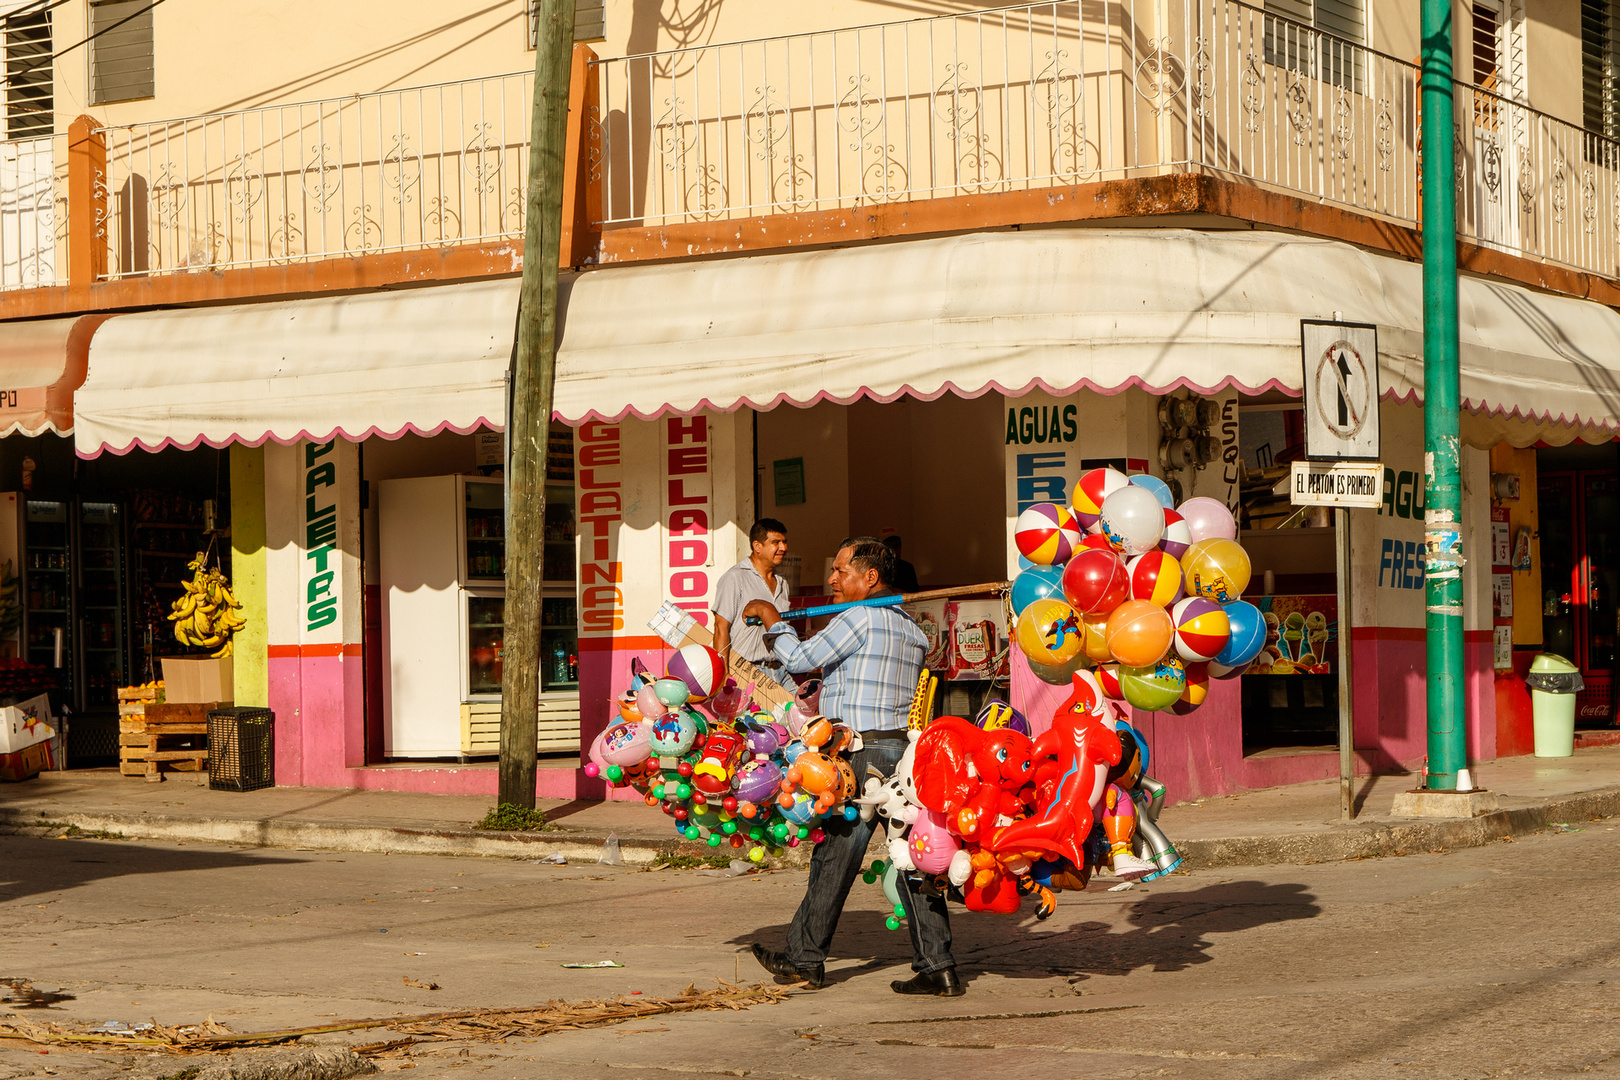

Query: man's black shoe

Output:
[891, 968, 965, 996]
[750, 943, 826, 988]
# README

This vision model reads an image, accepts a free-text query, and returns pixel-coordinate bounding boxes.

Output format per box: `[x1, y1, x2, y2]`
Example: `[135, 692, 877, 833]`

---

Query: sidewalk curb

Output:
[3, 785, 1615, 870]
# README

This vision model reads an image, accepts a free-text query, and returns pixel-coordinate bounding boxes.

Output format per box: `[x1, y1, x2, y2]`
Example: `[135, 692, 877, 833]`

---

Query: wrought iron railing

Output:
[590, 0, 1620, 279]
[0, 134, 64, 290]
[75, 0, 1620, 282]
[95, 72, 533, 278]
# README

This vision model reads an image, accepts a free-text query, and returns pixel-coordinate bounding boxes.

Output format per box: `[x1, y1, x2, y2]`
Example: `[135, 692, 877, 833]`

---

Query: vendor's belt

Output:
[859, 729, 909, 744]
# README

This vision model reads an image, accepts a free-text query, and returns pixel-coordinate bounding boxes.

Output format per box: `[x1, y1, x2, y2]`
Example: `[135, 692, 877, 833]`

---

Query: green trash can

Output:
[1525, 653, 1583, 758]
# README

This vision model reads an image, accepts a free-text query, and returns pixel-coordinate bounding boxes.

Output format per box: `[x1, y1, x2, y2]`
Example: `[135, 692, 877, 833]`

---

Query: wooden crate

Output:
[459, 698, 581, 759]
[119, 701, 217, 783]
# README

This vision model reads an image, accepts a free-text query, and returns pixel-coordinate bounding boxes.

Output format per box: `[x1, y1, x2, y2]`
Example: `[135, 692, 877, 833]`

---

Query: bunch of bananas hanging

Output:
[168, 553, 247, 658]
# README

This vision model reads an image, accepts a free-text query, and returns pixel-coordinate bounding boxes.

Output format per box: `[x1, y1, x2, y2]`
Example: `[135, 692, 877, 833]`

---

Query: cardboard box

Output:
[0, 693, 55, 753]
[160, 657, 234, 705]
[0, 738, 53, 782]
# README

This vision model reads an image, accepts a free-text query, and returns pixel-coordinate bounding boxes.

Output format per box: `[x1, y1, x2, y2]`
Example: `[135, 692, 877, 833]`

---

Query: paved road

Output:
[3, 816, 1619, 1079]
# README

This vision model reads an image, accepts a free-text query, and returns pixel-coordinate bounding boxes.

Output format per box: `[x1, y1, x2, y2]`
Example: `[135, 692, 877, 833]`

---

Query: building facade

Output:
[0, 0, 1615, 800]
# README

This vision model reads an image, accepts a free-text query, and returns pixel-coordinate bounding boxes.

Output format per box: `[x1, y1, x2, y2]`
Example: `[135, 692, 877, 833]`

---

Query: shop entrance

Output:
[1538, 443, 1620, 724]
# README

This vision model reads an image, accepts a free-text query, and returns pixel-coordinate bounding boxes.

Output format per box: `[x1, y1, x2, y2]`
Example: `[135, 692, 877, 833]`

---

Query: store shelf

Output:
[134, 522, 203, 530]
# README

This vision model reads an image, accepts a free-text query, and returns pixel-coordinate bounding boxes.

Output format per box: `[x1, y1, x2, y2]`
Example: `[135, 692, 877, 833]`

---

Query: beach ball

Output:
[1010, 564, 1066, 617]
[1119, 655, 1187, 712]
[652, 677, 692, 709]
[1217, 600, 1268, 670]
[1080, 611, 1114, 663]
[1130, 473, 1176, 510]
[1061, 547, 1131, 615]
[1159, 508, 1193, 560]
[1027, 651, 1088, 686]
[1127, 550, 1185, 607]
[1078, 533, 1116, 554]
[976, 700, 1032, 737]
[1172, 662, 1211, 714]
[1016, 597, 1086, 666]
[1099, 486, 1167, 557]
[1105, 599, 1175, 668]
[1015, 502, 1082, 565]
[1183, 538, 1252, 603]
[1095, 662, 1124, 699]
[1178, 497, 1238, 543]
[1171, 596, 1231, 663]
[649, 709, 698, 757]
[1073, 467, 1129, 531]
[668, 643, 726, 703]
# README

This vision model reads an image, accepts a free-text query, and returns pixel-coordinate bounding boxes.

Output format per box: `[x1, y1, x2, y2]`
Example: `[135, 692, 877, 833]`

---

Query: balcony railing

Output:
[96, 73, 533, 278]
[0, 134, 63, 290]
[55, 0, 1620, 286]
[591, 0, 1620, 278]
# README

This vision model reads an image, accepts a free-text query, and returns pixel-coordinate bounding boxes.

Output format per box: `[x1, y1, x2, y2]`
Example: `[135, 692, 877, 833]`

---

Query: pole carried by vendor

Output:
[762, 581, 1011, 623]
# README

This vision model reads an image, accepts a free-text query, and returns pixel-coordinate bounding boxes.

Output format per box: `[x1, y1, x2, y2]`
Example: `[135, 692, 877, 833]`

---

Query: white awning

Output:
[74, 280, 517, 456]
[0, 315, 112, 437]
[554, 229, 1620, 447]
[72, 228, 1620, 454]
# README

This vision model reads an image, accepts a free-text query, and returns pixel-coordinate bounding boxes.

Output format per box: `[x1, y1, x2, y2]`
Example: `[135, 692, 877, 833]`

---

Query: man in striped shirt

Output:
[742, 537, 963, 997]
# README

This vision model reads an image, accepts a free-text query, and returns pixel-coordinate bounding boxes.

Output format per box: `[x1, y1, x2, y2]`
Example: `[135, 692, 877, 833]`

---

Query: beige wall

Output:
[1527, 0, 1583, 126]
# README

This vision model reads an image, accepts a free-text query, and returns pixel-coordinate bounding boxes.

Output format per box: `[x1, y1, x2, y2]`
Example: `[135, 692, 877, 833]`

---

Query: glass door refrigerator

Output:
[1540, 469, 1619, 722]
[457, 476, 577, 704]
[21, 498, 126, 718]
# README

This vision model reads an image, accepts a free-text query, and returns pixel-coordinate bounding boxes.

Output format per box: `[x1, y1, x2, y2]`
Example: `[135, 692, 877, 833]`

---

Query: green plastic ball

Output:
[707, 833, 722, 847]
[796, 826, 810, 840]
[885, 916, 901, 931]
[894, 903, 906, 917]
[861, 871, 876, 884]
[651, 784, 665, 799]
[721, 821, 737, 835]
[748, 827, 764, 841]
[605, 765, 623, 783]
[675, 783, 693, 800]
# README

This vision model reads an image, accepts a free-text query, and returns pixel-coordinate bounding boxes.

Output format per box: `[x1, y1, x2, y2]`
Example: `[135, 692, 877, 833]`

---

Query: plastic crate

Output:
[207, 707, 274, 792]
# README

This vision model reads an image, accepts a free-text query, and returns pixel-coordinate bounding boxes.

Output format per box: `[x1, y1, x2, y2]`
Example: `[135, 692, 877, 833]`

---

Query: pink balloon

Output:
[635, 684, 668, 720]
[1177, 497, 1237, 543]
[908, 809, 962, 874]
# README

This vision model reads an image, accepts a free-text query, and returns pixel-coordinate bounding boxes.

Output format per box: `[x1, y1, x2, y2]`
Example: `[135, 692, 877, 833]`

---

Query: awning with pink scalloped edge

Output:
[71, 229, 1620, 454]
[551, 229, 1620, 448]
[0, 315, 112, 437]
[73, 280, 516, 457]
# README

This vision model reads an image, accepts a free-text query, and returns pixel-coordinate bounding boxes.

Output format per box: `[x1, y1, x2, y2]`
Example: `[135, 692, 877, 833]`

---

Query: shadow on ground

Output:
[731, 879, 1321, 984]
[0, 835, 306, 905]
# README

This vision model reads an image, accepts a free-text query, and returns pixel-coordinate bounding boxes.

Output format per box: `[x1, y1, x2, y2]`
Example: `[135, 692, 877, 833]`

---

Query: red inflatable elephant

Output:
[912, 716, 1035, 843]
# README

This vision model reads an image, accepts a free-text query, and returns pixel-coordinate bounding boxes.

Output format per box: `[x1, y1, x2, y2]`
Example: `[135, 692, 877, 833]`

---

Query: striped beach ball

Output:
[1015, 502, 1082, 566]
[1126, 550, 1185, 608]
[1159, 508, 1193, 560]
[668, 643, 726, 702]
[1172, 661, 1211, 714]
[1171, 596, 1231, 663]
[1095, 662, 1124, 700]
[1073, 467, 1129, 532]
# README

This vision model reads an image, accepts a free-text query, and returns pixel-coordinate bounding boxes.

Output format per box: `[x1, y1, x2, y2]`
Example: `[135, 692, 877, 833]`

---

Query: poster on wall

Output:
[1245, 594, 1337, 675]
[1492, 573, 1514, 620]
[1494, 625, 1513, 670]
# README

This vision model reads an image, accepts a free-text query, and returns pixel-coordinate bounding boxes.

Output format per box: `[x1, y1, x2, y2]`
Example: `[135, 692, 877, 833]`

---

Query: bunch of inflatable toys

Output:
[583, 644, 860, 864]
[587, 468, 1263, 923]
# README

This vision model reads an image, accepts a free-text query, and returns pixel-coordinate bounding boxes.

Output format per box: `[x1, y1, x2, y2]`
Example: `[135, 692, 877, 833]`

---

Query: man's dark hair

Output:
[750, 518, 788, 545]
[838, 535, 896, 588]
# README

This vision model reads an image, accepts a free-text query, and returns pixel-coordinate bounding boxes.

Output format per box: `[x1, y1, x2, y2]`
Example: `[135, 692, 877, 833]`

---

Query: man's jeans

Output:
[784, 739, 955, 975]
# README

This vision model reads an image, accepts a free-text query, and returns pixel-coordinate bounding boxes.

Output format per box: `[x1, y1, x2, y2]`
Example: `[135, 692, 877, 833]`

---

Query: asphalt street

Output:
[2, 816, 1618, 1079]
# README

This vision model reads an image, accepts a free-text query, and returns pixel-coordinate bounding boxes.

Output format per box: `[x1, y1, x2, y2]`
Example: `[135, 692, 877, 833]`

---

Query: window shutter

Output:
[4, 8, 51, 139]
[529, 0, 607, 48]
[1583, 0, 1620, 138]
[90, 0, 154, 105]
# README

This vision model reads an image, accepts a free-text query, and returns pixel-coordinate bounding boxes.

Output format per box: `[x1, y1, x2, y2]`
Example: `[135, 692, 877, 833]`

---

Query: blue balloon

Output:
[1010, 564, 1066, 617]
[1129, 473, 1176, 510]
[1216, 600, 1267, 670]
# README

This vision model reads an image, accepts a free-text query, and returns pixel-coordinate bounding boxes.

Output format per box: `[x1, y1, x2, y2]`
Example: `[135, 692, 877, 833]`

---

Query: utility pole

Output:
[1421, 0, 1466, 790]
[499, 0, 577, 808]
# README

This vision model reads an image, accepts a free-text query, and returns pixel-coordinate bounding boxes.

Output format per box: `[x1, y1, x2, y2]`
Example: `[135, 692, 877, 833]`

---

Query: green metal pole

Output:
[1421, 0, 1466, 790]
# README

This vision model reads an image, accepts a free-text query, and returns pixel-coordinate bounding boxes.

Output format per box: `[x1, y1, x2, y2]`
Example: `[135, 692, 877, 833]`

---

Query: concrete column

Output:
[265, 439, 363, 786]
[230, 445, 268, 709]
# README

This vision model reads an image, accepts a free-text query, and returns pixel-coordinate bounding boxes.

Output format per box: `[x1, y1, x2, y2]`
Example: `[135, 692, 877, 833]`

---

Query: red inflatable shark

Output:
[987, 671, 1121, 869]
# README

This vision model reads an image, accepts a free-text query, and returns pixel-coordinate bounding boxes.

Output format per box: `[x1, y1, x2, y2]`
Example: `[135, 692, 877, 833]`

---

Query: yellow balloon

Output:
[1015, 597, 1085, 666]
[1181, 538, 1252, 602]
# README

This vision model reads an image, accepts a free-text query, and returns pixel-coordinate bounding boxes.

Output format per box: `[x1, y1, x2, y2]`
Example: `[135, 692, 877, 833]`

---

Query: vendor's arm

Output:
[711, 614, 732, 657]
[768, 610, 864, 674]
[741, 599, 781, 628]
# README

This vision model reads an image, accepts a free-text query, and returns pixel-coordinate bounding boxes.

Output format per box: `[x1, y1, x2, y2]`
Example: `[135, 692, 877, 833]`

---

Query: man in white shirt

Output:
[712, 519, 793, 686]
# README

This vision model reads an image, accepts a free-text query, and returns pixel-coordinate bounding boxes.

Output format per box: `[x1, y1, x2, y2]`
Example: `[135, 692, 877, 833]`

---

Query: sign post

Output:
[1299, 320, 1380, 821]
